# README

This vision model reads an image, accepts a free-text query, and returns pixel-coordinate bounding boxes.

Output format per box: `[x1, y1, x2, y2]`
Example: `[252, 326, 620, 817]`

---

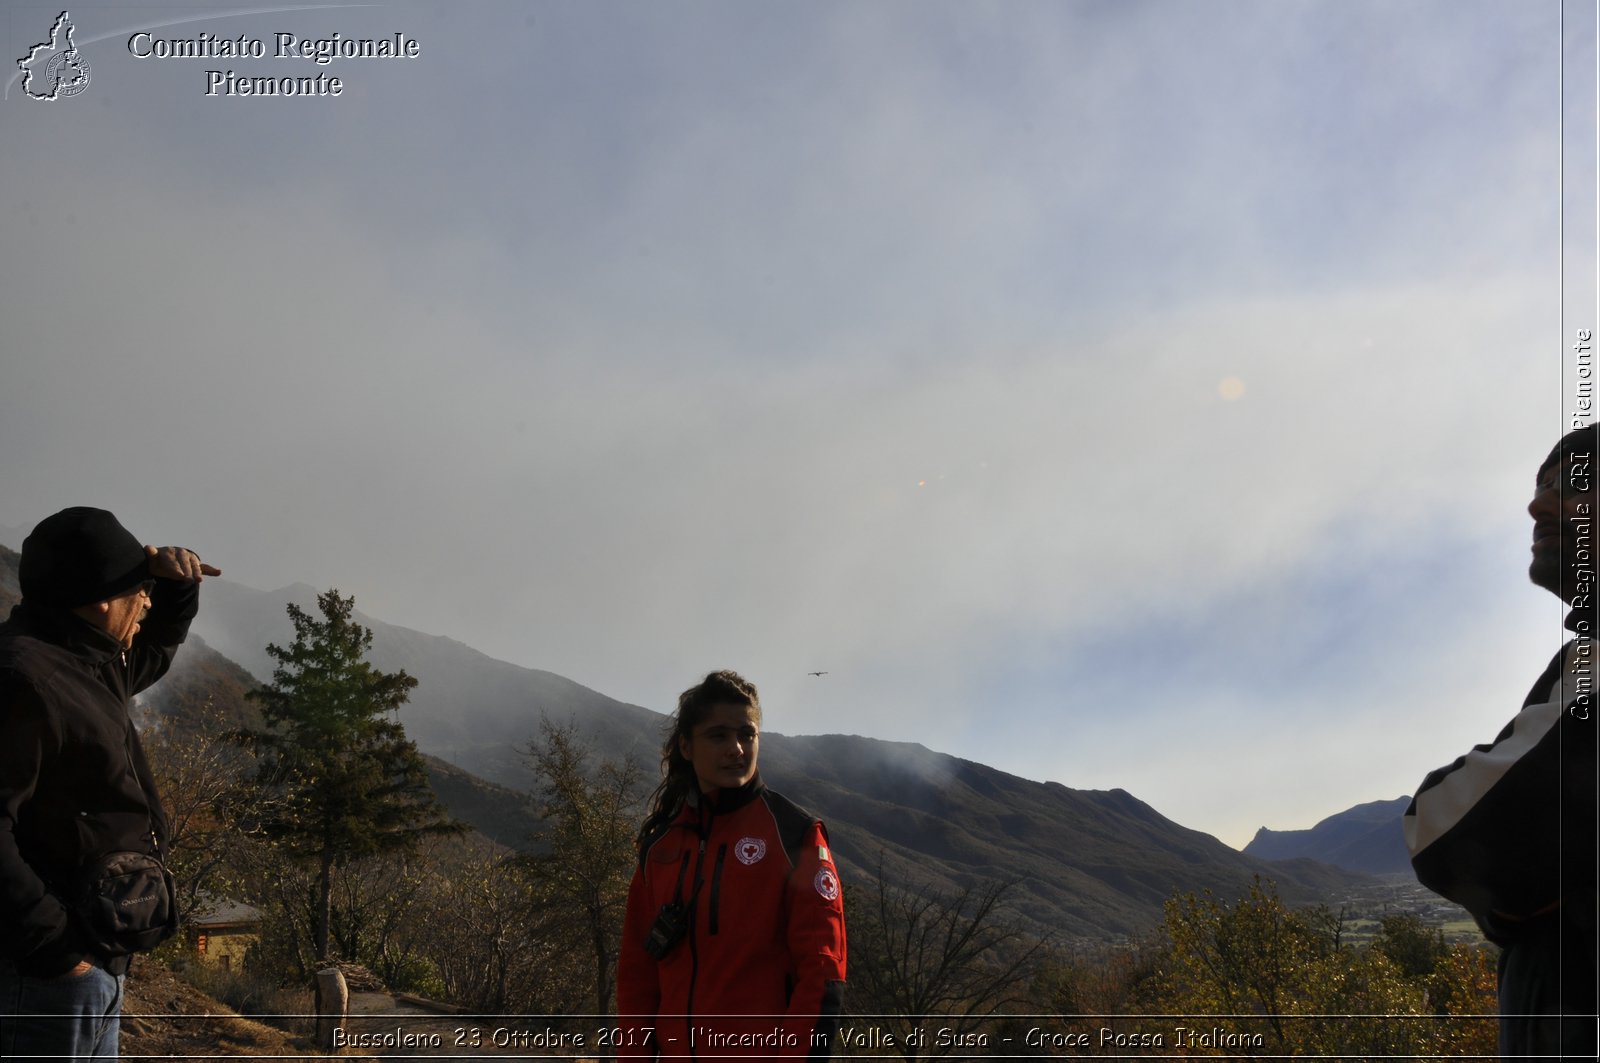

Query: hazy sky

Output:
[3, 0, 1594, 848]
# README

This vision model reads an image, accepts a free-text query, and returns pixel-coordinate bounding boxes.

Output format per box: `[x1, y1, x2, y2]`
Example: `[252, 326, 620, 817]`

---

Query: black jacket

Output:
[0, 578, 196, 976]
[1404, 632, 1598, 1060]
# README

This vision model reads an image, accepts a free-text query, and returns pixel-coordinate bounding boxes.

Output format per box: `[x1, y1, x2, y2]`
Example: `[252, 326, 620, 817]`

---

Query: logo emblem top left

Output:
[18, 12, 92, 101]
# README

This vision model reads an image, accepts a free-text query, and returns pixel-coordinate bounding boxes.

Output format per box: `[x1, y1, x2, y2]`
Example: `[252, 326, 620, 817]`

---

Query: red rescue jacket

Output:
[617, 775, 846, 1060]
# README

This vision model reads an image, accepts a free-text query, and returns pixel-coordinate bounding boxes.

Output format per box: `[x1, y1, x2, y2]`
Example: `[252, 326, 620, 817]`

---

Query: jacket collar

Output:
[4, 600, 125, 667]
[683, 771, 767, 817]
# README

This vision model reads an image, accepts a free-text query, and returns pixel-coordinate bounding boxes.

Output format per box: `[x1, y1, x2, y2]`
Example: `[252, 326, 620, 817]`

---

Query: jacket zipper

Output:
[709, 844, 727, 936]
[120, 651, 161, 859]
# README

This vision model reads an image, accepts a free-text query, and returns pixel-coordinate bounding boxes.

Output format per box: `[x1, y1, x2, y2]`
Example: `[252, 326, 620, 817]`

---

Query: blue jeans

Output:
[0, 960, 124, 1062]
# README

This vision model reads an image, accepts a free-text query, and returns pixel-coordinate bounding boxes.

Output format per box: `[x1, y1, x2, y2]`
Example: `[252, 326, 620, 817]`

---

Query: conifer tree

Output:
[241, 589, 455, 964]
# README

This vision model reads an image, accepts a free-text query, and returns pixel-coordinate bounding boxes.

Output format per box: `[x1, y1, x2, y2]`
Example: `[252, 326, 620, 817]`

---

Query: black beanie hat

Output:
[20, 507, 149, 609]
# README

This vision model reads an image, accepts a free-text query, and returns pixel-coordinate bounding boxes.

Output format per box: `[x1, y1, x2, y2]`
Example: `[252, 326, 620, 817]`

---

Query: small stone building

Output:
[188, 898, 263, 971]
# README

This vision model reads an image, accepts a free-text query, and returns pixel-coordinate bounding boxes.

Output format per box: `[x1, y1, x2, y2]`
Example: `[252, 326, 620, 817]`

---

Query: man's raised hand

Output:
[144, 545, 222, 583]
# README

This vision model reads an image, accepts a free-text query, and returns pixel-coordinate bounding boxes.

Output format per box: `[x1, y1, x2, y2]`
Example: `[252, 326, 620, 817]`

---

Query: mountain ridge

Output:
[1243, 796, 1414, 875]
[0, 557, 1377, 940]
[184, 578, 1374, 938]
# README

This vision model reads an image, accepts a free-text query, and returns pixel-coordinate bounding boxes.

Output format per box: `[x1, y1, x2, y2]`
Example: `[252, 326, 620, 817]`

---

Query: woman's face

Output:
[679, 701, 760, 793]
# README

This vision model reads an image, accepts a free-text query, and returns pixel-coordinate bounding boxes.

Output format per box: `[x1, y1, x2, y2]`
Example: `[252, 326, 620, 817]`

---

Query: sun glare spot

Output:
[1218, 377, 1246, 401]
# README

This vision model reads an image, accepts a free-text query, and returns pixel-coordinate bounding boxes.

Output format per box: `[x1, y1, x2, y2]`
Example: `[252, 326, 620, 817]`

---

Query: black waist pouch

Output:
[75, 850, 178, 956]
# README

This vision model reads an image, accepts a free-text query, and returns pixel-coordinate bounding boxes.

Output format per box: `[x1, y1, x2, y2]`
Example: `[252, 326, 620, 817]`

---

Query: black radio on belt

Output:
[643, 901, 689, 959]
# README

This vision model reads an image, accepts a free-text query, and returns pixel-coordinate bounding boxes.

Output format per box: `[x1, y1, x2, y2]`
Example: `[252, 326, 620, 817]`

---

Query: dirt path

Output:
[342, 993, 597, 1059]
[121, 964, 599, 1061]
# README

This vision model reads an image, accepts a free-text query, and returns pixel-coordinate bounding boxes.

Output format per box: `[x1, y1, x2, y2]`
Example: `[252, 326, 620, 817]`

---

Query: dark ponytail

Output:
[639, 670, 761, 841]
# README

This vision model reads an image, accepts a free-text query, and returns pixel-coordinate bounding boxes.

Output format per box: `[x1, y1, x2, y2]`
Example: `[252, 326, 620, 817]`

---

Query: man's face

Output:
[86, 580, 154, 648]
[1528, 453, 1598, 602]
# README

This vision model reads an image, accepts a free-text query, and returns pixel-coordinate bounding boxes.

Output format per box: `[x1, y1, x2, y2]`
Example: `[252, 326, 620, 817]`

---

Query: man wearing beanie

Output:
[1406, 426, 1599, 1060]
[0, 507, 220, 1062]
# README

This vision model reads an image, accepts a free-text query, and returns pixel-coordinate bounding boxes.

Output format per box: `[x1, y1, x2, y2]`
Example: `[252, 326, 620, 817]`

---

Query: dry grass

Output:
[122, 961, 329, 1061]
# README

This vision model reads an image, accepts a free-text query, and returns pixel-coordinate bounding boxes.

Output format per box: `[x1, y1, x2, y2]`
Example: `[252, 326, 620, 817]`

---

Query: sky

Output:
[2, 0, 1595, 849]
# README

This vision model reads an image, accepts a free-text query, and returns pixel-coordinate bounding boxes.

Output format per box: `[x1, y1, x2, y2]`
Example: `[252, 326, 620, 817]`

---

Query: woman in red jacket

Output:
[617, 671, 846, 1060]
